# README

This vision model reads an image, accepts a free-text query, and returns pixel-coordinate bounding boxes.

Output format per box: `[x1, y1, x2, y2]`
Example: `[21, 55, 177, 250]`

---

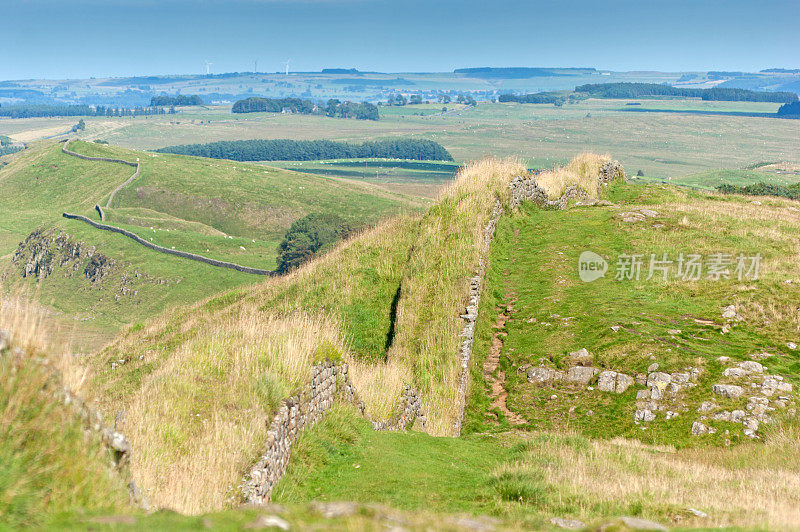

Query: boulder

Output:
[527, 366, 563, 385]
[565, 348, 593, 367]
[691, 421, 715, 436]
[738, 361, 764, 374]
[697, 401, 717, 413]
[597, 370, 617, 392]
[567, 366, 599, 385]
[712, 384, 744, 399]
[722, 367, 746, 378]
[731, 410, 746, 423]
[618, 516, 668, 531]
[634, 409, 656, 422]
[550, 517, 585, 530]
[616, 373, 634, 393]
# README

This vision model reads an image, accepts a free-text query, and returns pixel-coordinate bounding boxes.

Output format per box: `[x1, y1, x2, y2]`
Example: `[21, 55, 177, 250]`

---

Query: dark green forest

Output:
[156, 138, 453, 162]
[498, 92, 587, 105]
[0, 104, 168, 118]
[574, 83, 797, 103]
[777, 101, 800, 117]
[231, 97, 378, 120]
[716, 182, 800, 199]
[150, 95, 204, 106]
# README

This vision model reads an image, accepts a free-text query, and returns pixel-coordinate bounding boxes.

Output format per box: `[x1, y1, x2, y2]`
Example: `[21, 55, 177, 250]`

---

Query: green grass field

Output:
[15, 99, 792, 183]
[463, 183, 800, 448]
[4, 98, 798, 192]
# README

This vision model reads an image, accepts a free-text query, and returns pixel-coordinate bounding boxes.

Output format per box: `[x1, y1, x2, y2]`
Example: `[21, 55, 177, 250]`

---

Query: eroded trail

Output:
[483, 291, 527, 426]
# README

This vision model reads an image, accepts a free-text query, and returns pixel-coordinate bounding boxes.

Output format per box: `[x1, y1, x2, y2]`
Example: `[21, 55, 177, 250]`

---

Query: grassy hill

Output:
[80, 157, 522, 512]
[4, 152, 800, 529]
[0, 141, 421, 348]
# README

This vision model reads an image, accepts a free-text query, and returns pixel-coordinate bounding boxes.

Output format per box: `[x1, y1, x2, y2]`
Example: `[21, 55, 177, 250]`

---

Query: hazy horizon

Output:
[4, 0, 799, 81]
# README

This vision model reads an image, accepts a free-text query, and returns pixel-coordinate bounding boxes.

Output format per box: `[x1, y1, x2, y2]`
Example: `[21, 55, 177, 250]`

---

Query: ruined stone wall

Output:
[509, 160, 625, 210]
[242, 360, 426, 504]
[452, 199, 504, 436]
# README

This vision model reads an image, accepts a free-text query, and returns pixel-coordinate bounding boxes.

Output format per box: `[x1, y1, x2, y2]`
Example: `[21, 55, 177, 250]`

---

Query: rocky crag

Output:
[5, 228, 175, 302]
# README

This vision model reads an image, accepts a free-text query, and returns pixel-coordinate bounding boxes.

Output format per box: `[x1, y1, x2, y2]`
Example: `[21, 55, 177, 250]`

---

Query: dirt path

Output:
[483, 293, 527, 426]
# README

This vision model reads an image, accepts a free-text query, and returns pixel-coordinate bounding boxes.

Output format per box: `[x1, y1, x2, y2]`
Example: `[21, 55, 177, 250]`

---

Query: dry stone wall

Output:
[509, 160, 625, 210]
[59, 140, 273, 275]
[242, 360, 426, 504]
[0, 329, 147, 509]
[61, 213, 273, 275]
[453, 199, 504, 436]
[62, 139, 140, 210]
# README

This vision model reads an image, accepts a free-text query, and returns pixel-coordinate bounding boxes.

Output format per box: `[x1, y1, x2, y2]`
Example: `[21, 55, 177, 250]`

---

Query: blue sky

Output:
[3, 0, 799, 80]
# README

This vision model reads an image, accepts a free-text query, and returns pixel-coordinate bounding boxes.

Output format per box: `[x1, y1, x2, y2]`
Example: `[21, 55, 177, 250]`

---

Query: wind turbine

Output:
[204, 61, 213, 75]
[283, 59, 291, 76]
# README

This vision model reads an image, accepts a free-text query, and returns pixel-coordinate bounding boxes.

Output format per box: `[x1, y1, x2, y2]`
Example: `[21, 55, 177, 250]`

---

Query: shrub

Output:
[276, 213, 356, 273]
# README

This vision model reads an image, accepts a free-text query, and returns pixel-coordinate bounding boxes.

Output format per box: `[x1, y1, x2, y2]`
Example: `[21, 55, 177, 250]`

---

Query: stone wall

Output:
[453, 199, 504, 436]
[61, 213, 273, 276]
[0, 329, 147, 509]
[61, 139, 140, 210]
[242, 360, 426, 504]
[509, 160, 626, 210]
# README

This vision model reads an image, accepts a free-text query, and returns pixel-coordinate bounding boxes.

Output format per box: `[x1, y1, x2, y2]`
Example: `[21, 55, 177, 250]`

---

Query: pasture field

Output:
[3, 98, 797, 188]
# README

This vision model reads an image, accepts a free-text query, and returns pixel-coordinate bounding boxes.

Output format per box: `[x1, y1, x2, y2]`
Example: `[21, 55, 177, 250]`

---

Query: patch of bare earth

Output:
[483, 287, 527, 426]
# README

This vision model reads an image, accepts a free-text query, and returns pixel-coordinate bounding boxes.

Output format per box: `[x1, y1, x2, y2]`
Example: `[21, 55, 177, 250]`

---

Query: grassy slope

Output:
[271, 404, 800, 529]
[84, 158, 527, 511]
[664, 167, 800, 190]
[270, 181, 800, 530]
[0, 315, 130, 528]
[86, 214, 421, 513]
[71, 140, 424, 240]
[0, 141, 419, 347]
[464, 182, 800, 448]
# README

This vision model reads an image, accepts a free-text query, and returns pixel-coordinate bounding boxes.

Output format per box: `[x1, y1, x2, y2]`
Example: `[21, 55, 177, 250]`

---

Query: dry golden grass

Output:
[386, 158, 528, 436]
[122, 308, 352, 513]
[0, 290, 130, 525]
[497, 428, 800, 528]
[536, 152, 610, 199]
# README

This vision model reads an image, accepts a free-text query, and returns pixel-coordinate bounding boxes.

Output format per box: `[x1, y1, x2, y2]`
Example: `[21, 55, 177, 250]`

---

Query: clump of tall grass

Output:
[0, 295, 129, 526]
[536, 152, 610, 199]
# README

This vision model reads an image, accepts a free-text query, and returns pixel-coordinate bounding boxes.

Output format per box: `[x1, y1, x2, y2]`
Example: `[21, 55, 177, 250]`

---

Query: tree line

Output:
[0, 104, 170, 119]
[150, 95, 204, 106]
[231, 97, 379, 120]
[156, 138, 453, 162]
[777, 102, 800, 117]
[716, 182, 800, 200]
[499, 92, 587, 105]
[573, 83, 798, 103]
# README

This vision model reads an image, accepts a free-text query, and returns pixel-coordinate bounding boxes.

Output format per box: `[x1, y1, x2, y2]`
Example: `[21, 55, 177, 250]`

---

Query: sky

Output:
[2, 0, 799, 80]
